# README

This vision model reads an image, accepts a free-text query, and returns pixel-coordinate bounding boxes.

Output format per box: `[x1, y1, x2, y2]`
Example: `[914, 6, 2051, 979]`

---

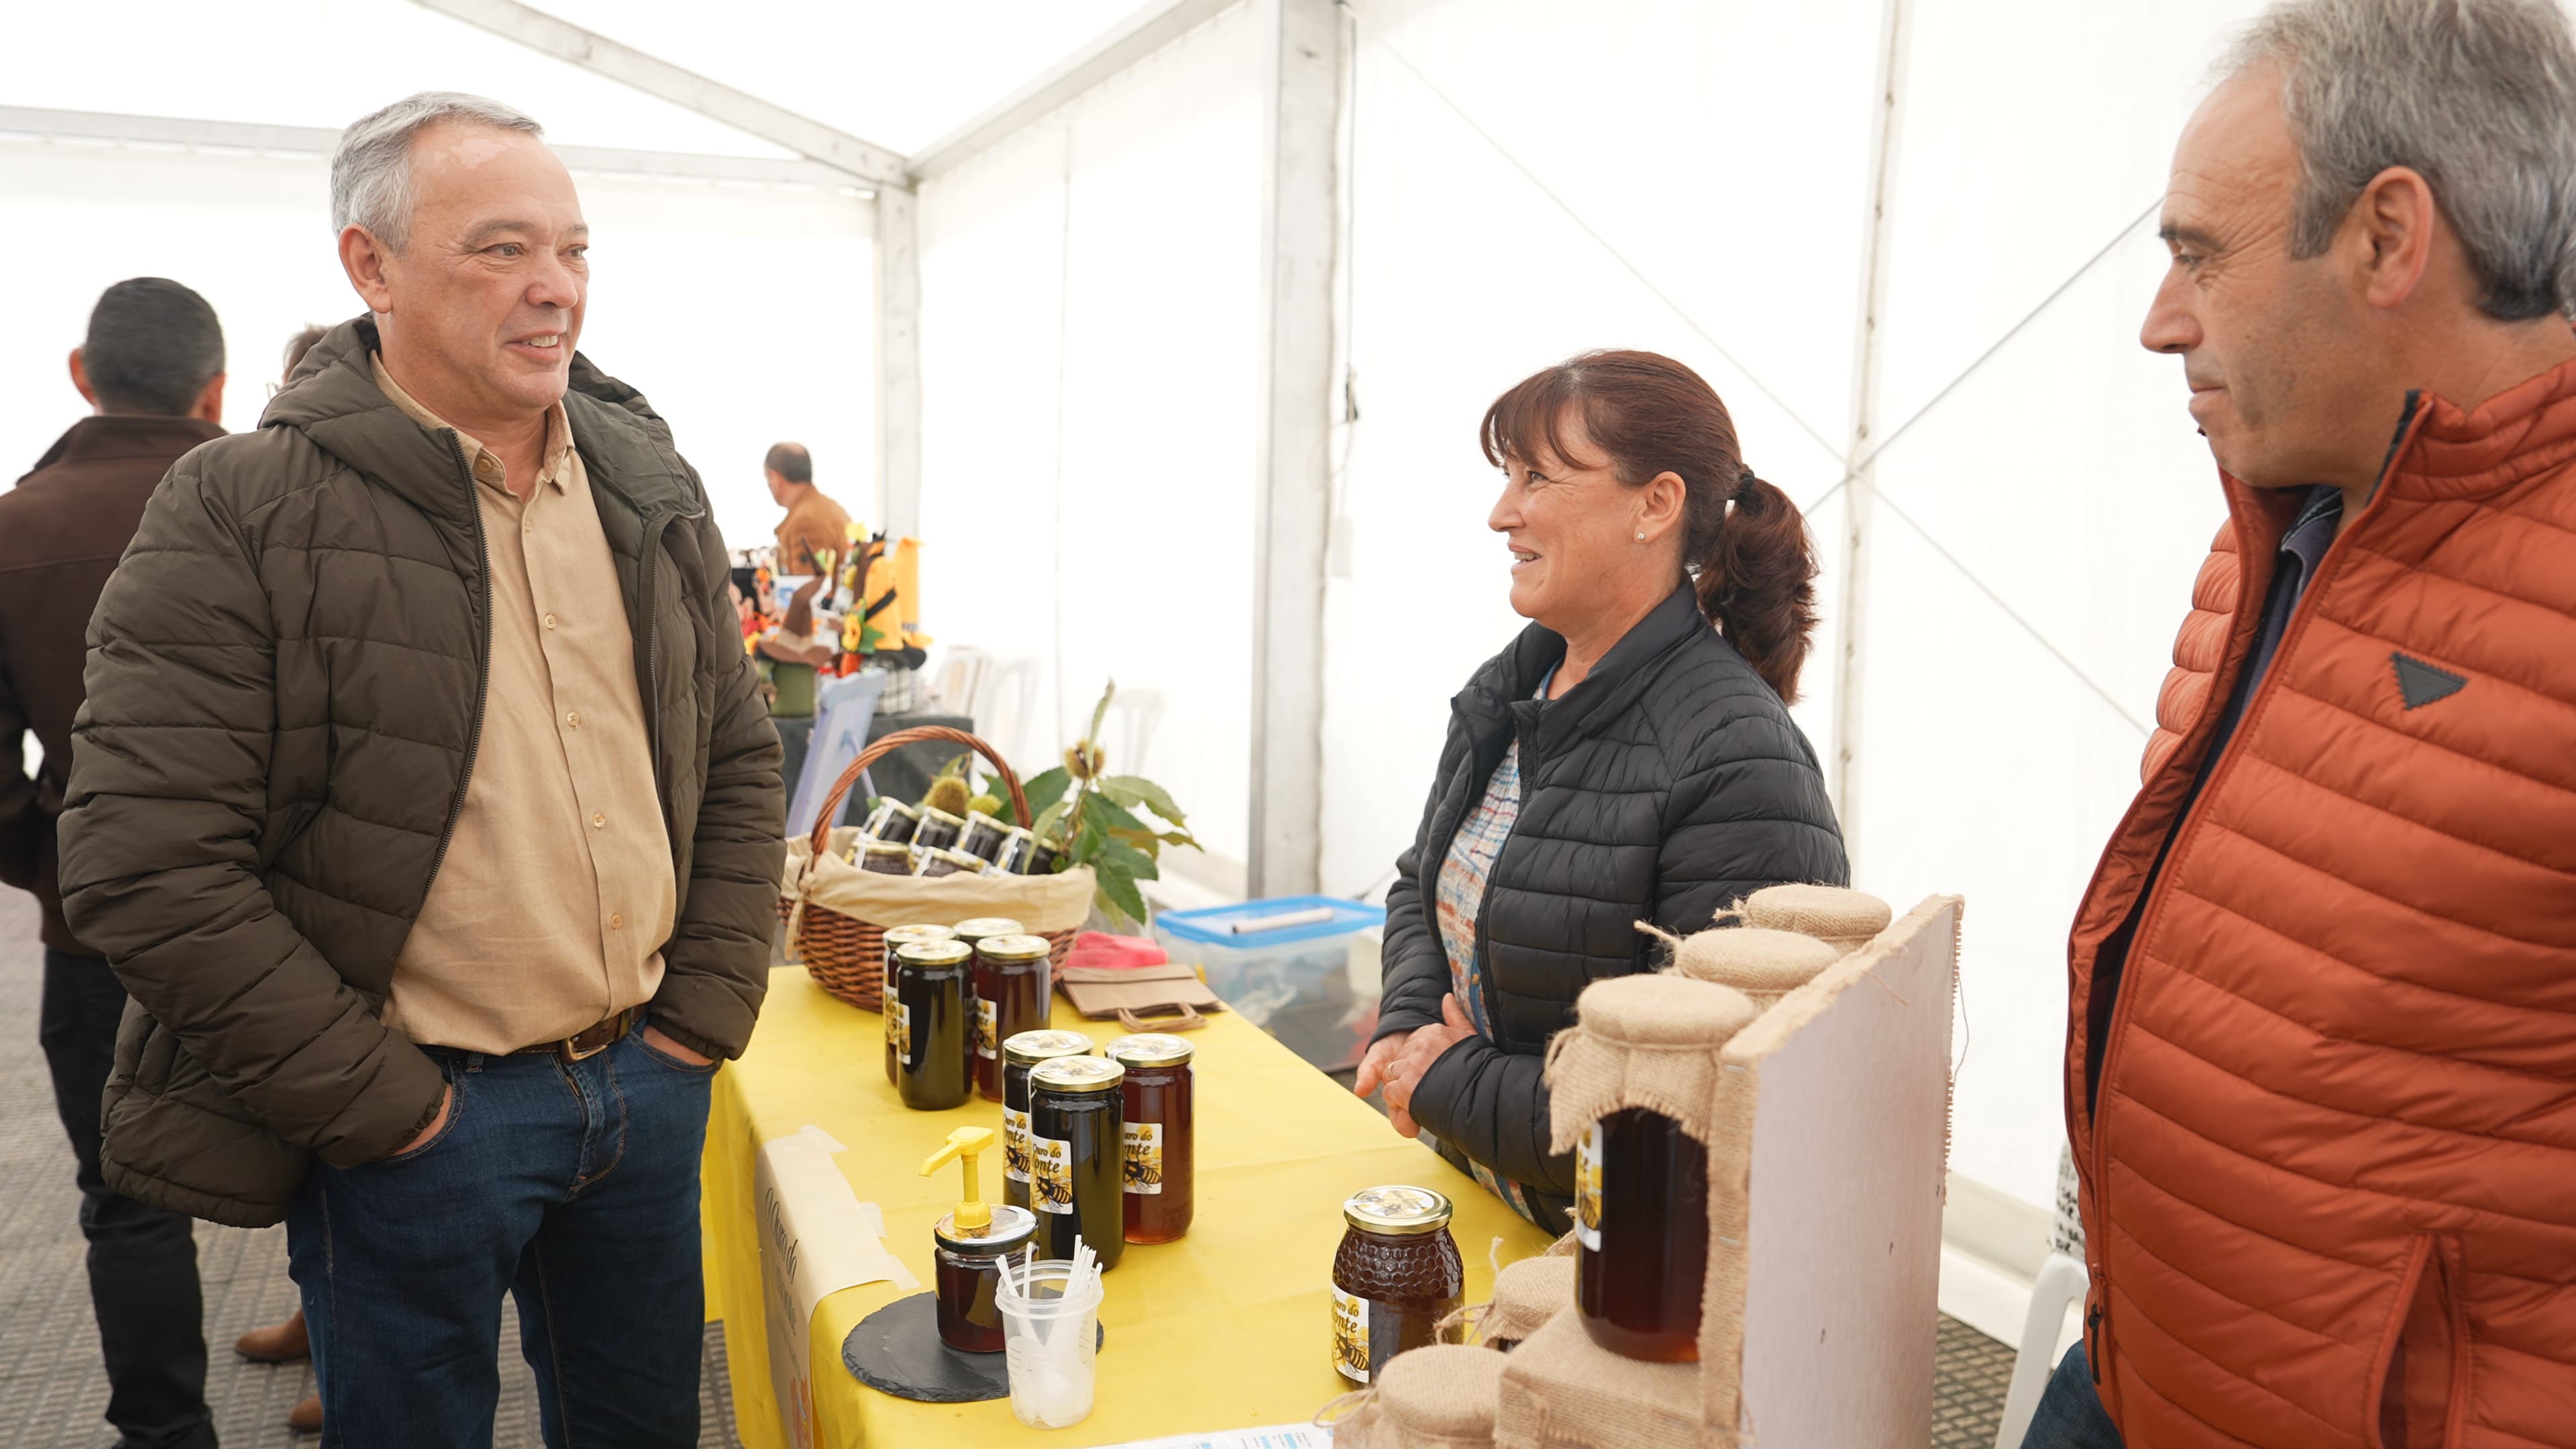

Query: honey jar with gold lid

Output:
[1028, 1055, 1125, 1269]
[1330, 1185, 1462, 1385]
[1105, 1034, 1195, 1244]
[1001, 1030, 1093, 1212]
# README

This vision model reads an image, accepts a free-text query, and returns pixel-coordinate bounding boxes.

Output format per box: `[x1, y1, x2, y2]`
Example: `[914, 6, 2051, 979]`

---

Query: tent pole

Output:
[1835, 0, 1911, 869]
[1248, 0, 1346, 899]
[875, 186, 923, 545]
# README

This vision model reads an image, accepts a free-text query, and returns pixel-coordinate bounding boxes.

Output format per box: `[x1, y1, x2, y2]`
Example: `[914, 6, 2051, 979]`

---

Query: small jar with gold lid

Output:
[891, 939, 974, 1111]
[973, 934, 1055, 1102]
[1105, 1034, 1195, 1243]
[1330, 1185, 1463, 1386]
[1001, 1030, 1093, 1211]
[1028, 1055, 1126, 1269]
[879, 925, 959, 1084]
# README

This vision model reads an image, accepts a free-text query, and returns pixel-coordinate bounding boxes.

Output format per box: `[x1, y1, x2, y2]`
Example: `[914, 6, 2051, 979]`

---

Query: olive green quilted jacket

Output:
[56, 318, 784, 1228]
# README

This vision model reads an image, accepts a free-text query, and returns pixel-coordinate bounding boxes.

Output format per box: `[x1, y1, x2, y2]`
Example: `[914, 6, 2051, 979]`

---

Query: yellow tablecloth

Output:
[704, 967, 1554, 1448]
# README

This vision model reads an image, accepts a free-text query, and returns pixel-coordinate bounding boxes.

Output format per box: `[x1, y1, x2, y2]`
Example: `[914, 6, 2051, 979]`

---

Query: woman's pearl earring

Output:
[1635, 531, 1646, 542]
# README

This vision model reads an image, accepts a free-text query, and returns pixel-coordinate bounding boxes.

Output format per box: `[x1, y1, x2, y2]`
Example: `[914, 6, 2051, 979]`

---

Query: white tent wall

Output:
[915, 5, 1265, 875]
[1320, 0, 1886, 900]
[0, 0, 877, 551]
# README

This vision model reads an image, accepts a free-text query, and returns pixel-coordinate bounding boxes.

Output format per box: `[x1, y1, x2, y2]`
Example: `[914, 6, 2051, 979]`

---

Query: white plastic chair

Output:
[1992, 1146, 2090, 1449]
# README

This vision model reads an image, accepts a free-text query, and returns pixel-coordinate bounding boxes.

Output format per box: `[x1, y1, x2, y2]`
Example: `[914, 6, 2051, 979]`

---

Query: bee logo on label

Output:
[1574, 1120, 1605, 1252]
[1030, 1134, 1073, 1214]
[975, 997, 1000, 1059]
[885, 1002, 910, 1065]
[1122, 1122, 1163, 1195]
[1331, 1287, 1370, 1384]
[1002, 1107, 1032, 1183]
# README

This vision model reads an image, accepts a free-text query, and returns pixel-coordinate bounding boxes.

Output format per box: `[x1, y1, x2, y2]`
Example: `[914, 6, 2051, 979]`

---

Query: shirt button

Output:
[566, 710, 580, 729]
[610, 913, 624, 930]
[543, 613, 558, 630]
[592, 812, 606, 829]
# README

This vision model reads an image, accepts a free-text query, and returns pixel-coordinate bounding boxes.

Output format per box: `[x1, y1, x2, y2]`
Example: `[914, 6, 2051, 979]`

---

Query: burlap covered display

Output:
[1737, 883, 1892, 954]
[1477, 1254, 1574, 1349]
[1495, 1311, 1703, 1449]
[1322, 1344, 1509, 1449]
[1655, 926, 1838, 1009]
[1542, 974, 1759, 1155]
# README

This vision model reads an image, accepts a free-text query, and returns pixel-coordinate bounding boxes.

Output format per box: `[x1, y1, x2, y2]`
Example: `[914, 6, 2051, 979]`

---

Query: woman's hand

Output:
[1366, 995, 1480, 1139]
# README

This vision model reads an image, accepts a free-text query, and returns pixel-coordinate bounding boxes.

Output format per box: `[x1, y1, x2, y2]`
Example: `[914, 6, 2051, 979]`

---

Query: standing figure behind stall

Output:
[1353, 350, 1847, 1230]
[766, 439, 853, 576]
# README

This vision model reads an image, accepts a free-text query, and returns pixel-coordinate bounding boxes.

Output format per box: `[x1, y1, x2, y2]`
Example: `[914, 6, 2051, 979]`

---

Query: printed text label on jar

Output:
[1121, 1122, 1163, 1195]
[1030, 1134, 1073, 1214]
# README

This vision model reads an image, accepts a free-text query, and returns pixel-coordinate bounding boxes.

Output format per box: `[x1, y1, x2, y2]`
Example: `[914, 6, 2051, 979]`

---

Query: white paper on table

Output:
[755, 1123, 918, 1449]
[1090, 1426, 1336, 1449]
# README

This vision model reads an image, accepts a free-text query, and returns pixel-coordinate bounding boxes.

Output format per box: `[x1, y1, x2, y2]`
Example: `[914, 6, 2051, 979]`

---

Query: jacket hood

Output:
[262, 316, 701, 526]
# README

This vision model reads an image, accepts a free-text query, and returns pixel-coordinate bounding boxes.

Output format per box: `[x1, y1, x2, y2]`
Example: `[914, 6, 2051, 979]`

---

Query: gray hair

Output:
[2221, 0, 2576, 321]
[330, 91, 544, 252]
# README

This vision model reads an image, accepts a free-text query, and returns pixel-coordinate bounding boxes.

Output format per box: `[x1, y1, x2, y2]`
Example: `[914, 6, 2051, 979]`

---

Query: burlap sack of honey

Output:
[1494, 1311, 1704, 1449]
[1542, 974, 1760, 1155]
[782, 827, 1095, 934]
[1322, 1344, 1509, 1449]
[1470, 1254, 1574, 1349]
[1736, 883, 1893, 955]
[1651, 926, 1838, 1009]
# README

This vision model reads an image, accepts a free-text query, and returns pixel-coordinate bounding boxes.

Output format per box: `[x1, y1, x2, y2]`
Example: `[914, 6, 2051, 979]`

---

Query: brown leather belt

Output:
[514, 1008, 637, 1063]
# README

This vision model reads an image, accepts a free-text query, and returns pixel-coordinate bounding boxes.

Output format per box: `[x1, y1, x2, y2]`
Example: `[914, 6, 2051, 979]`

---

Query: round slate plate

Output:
[841, 1291, 1106, 1404]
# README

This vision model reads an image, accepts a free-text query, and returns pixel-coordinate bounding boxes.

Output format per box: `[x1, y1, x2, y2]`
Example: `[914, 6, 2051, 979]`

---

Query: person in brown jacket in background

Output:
[0, 277, 225, 1449]
[765, 440, 852, 575]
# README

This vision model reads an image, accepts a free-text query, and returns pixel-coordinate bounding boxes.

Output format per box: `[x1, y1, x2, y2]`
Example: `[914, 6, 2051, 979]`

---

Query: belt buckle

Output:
[557, 1011, 624, 1063]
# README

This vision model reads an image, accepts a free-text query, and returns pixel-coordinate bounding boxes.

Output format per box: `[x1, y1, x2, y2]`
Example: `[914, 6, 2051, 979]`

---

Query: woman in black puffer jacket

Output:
[1353, 350, 1848, 1230]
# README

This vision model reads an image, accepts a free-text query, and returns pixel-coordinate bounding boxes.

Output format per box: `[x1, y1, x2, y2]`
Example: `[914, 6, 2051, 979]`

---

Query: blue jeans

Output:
[285, 1024, 715, 1448]
[2023, 1342, 2126, 1449]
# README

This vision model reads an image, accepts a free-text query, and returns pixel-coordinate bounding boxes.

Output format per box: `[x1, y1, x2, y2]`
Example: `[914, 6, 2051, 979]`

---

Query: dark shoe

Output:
[235, 1309, 309, 1363]
[286, 1393, 321, 1434]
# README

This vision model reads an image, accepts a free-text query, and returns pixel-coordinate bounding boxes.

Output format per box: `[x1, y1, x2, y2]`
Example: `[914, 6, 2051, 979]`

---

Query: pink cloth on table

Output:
[1063, 931, 1167, 971]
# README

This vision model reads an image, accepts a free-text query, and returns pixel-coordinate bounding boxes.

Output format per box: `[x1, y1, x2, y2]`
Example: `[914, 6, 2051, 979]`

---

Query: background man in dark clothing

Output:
[0, 277, 226, 1449]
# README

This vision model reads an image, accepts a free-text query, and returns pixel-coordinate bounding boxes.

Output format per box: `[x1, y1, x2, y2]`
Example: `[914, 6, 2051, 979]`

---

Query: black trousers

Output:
[39, 951, 216, 1449]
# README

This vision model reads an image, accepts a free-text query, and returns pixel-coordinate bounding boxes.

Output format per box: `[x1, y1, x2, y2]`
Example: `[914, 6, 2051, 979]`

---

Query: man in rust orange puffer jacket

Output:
[2032, 2, 2576, 1447]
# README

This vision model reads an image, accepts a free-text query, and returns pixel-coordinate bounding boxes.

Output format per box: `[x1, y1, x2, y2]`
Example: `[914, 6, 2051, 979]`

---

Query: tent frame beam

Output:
[411, 0, 910, 189]
[1246, 0, 1344, 898]
[0, 105, 873, 190]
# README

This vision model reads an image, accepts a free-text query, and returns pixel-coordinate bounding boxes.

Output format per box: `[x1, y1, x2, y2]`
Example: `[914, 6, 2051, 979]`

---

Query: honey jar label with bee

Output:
[1330, 1287, 1370, 1384]
[885, 1002, 910, 1064]
[1030, 1132, 1073, 1214]
[1003, 1107, 1032, 1183]
[1574, 1121, 1606, 1251]
[1121, 1122, 1163, 1195]
[975, 997, 1000, 1059]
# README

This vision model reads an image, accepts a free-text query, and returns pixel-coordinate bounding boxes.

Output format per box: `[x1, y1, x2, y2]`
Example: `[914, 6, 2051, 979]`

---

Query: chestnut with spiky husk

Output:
[977, 680, 1200, 926]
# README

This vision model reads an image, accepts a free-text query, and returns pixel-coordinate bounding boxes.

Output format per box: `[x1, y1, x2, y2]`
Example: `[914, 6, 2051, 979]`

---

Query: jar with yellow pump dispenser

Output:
[919, 1126, 1036, 1354]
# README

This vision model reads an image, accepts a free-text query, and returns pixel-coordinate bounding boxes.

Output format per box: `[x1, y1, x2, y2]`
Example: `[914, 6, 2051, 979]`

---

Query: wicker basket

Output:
[784, 724, 1079, 1011]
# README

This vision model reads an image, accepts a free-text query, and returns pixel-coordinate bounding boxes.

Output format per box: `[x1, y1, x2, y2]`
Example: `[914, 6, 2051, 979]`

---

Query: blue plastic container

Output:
[1152, 896, 1386, 1071]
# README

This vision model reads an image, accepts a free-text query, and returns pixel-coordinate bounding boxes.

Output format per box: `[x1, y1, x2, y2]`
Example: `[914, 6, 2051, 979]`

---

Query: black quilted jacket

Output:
[56, 317, 783, 1228]
[1376, 585, 1847, 1218]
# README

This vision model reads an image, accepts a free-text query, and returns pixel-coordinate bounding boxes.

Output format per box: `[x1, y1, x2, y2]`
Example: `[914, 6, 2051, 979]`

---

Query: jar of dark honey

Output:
[1001, 1030, 1093, 1212]
[973, 934, 1055, 1102]
[863, 797, 922, 845]
[957, 811, 1013, 863]
[1027, 1055, 1126, 1270]
[856, 840, 914, 875]
[1331, 1185, 1462, 1386]
[892, 939, 974, 1111]
[992, 826, 1038, 874]
[912, 806, 967, 853]
[879, 925, 958, 1085]
[1020, 838, 1062, 876]
[916, 847, 987, 878]
[1574, 1109, 1708, 1361]
[1105, 1034, 1193, 1244]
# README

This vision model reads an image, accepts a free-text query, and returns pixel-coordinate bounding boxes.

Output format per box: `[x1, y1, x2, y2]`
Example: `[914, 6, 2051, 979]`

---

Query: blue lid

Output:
[1156, 894, 1385, 946]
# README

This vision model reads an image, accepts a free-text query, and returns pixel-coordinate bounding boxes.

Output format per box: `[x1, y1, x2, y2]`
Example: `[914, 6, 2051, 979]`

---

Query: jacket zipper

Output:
[635, 511, 674, 829]
[2083, 405, 2426, 1397]
[416, 436, 492, 912]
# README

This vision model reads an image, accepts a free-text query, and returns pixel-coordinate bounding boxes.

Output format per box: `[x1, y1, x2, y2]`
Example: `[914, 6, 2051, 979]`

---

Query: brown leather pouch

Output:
[1055, 963, 1227, 1034]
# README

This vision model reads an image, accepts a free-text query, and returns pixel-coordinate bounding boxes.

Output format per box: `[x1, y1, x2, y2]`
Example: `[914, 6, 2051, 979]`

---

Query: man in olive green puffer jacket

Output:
[56, 91, 782, 1447]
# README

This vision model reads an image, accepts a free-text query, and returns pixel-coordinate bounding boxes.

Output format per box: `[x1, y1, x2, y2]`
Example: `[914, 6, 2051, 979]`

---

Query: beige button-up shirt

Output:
[373, 357, 676, 1053]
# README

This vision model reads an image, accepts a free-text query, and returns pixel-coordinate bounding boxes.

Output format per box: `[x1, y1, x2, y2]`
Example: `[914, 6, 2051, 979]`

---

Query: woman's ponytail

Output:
[1695, 466, 1819, 703]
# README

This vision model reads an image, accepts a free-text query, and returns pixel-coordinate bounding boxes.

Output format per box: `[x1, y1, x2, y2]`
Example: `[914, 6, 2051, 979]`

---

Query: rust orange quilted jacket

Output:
[2068, 363, 2576, 1449]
